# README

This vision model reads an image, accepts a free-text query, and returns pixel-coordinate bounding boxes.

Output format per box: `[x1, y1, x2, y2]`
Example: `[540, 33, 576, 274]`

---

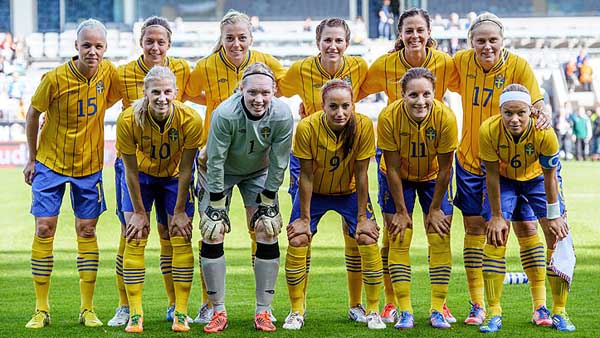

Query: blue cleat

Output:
[552, 313, 576, 332]
[394, 311, 414, 330]
[166, 305, 175, 322]
[430, 310, 451, 329]
[480, 315, 502, 333]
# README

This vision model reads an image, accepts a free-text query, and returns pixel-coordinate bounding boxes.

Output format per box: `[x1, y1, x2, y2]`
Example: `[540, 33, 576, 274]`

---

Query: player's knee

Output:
[157, 222, 171, 240]
[76, 221, 97, 238]
[288, 234, 309, 247]
[35, 218, 57, 238]
[464, 215, 486, 235]
[356, 233, 377, 245]
[255, 226, 278, 243]
[513, 220, 538, 238]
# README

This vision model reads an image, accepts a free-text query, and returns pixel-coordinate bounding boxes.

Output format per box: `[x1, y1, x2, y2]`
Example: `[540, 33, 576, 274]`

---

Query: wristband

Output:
[546, 202, 561, 220]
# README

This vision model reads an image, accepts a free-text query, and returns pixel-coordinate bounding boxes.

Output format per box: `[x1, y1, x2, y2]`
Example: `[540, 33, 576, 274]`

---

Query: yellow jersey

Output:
[117, 55, 191, 109]
[116, 101, 203, 177]
[378, 99, 458, 181]
[186, 48, 286, 143]
[293, 111, 375, 195]
[453, 48, 543, 175]
[279, 54, 368, 115]
[31, 57, 120, 176]
[361, 48, 458, 102]
[479, 115, 559, 181]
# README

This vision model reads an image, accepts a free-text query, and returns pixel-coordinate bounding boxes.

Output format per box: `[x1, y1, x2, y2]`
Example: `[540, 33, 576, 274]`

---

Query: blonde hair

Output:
[132, 66, 177, 127]
[240, 62, 275, 87]
[76, 18, 107, 39]
[140, 16, 172, 45]
[467, 12, 504, 47]
[315, 18, 351, 43]
[212, 10, 252, 54]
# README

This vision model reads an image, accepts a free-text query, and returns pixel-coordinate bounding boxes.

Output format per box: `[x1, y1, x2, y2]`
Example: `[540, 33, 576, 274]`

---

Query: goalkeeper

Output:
[198, 62, 293, 333]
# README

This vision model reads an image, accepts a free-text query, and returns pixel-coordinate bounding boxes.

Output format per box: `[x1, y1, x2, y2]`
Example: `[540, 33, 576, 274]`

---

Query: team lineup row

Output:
[22, 7, 575, 334]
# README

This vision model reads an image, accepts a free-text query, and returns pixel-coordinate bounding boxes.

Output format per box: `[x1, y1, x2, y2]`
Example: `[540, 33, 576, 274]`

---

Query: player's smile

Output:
[75, 27, 107, 74]
[142, 26, 171, 66]
[318, 26, 348, 66]
[222, 22, 252, 67]
[146, 78, 177, 121]
[471, 23, 503, 70]
[241, 74, 274, 117]
[401, 15, 430, 52]
[323, 87, 352, 132]
[403, 77, 433, 122]
[501, 101, 530, 136]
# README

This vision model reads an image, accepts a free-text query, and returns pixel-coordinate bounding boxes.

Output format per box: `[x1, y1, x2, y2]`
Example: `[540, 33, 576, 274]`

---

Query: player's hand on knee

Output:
[200, 196, 230, 240]
[287, 218, 311, 242]
[126, 211, 150, 244]
[389, 211, 412, 242]
[486, 216, 509, 247]
[251, 193, 282, 236]
[356, 216, 379, 243]
[426, 208, 450, 237]
[171, 212, 193, 241]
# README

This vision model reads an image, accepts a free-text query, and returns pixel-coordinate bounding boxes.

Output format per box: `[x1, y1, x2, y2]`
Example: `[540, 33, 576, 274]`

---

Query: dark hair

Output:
[400, 67, 436, 95]
[501, 83, 529, 95]
[316, 18, 351, 43]
[392, 8, 435, 52]
[321, 79, 355, 159]
[240, 62, 275, 87]
[140, 16, 172, 45]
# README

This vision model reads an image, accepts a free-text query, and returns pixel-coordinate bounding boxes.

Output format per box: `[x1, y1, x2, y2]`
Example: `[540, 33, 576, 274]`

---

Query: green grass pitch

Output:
[1, 161, 599, 337]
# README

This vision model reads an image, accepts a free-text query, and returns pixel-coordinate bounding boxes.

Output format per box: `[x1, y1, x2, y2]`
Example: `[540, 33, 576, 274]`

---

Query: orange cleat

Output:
[204, 310, 228, 333]
[254, 311, 276, 332]
[125, 314, 144, 333]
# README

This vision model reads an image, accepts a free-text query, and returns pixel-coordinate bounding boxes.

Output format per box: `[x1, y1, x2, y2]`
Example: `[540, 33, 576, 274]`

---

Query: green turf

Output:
[1, 161, 598, 337]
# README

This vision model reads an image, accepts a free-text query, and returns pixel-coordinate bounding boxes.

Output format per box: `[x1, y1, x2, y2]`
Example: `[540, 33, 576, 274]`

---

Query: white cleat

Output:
[107, 306, 129, 327]
[282, 311, 304, 330]
[366, 311, 387, 329]
[193, 302, 214, 324]
[348, 304, 367, 323]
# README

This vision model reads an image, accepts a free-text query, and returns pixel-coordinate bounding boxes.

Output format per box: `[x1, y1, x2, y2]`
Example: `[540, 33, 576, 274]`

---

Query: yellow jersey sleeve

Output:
[355, 113, 376, 160]
[376, 101, 399, 152]
[478, 116, 500, 163]
[116, 107, 137, 155]
[292, 116, 313, 160]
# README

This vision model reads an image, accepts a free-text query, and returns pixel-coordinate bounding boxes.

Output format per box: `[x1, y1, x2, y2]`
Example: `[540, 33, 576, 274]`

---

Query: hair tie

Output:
[499, 91, 531, 107]
[242, 71, 275, 81]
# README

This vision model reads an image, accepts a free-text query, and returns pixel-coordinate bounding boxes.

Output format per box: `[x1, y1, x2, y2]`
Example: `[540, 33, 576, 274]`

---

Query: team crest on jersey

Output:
[525, 143, 535, 156]
[218, 78, 227, 83]
[260, 127, 271, 139]
[168, 128, 179, 141]
[494, 74, 505, 89]
[96, 80, 105, 94]
[426, 127, 436, 141]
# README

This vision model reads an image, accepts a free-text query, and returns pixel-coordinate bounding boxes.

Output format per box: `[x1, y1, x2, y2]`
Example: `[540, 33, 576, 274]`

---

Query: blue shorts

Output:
[288, 153, 300, 201]
[289, 192, 376, 237]
[116, 158, 170, 225]
[121, 172, 194, 223]
[378, 172, 454, 216]
[454, 160, 536, 221]
[482, 167, 566, 221]
[31, 161, 106, 219]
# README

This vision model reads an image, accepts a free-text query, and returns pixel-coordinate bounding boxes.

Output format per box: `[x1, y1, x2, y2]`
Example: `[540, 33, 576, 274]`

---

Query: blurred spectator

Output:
[251, 16, 265, 33]
[173, 17, 186, 34]
[0, 32, 15, 61]
[465, 12, 477, 29]
[378, 0, 395, 40]
[447, 13, 461, 54]
[432, 13, 446, 29]
[570, 106, 592, 161]
[555, 105, 573, 159]
[302, 17, 312, 32]
[447, 12, 461, 30]
[352, 16, 367, 45]
[0, 55, 5, 74]
[579, 58, 593, 91]
[565, 58, 578, 91]
[576, 47, 588, 69]
[592, 106, 600, 161]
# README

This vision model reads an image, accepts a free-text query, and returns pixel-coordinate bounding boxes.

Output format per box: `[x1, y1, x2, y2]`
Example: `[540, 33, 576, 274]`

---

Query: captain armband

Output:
[539, 153, 560, 169]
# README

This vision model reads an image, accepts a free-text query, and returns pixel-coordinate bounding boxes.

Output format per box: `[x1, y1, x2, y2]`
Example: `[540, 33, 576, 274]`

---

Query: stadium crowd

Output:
[19, 6, 580, 335]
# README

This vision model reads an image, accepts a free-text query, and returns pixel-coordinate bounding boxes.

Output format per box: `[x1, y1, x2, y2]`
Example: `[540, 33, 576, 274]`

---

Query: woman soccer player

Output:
[478, 84, 575, 333]
[109, 15, 193, 327]
[185, 11, 286, 322]
[198, 62, 293, 333]
[283, 79, 385, 330]
[24, 18, 120, 329]
[278, 18, 370, 323]
[116, 66, 202, 333]
[452, 12, 552, 325]
[377, 67, 458, 330]
[358, 7, 457, 323]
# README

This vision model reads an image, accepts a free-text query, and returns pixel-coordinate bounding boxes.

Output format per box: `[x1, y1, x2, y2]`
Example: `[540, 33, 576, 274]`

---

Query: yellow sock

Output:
[159, 238, 175, 306]
[285, 245, 308, 315]
[124, 239, 147, 316]
[303, 243, 312, 298]
[358, 243, 383, 313]
[116, 236, 128, 306]
[389, 228, 413, 313]
[198, 240, 209, 305]
[518, 234, 546, 310]
[77, 236, 99, 312]
[428, 233, 452, 313]
[31, 236, 54, 312]
[249, 230, 257, 266]
[171, 236, 193, 315]
[344, 234, 363, 307]
[381, 228, 396, 306]
[464, 234, 486, 307]
[482, 244, 506, 317]
[546, 249, 569, 314]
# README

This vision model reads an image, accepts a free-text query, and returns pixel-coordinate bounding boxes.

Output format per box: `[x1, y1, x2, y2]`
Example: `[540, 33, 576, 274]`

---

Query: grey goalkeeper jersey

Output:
[206, 92, 293, 194]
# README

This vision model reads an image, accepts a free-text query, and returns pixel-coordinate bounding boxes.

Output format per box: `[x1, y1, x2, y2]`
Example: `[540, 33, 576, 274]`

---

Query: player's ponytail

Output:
[321, 79, 355, 159]
[132, 66, 177, 127]
[392, 8, 436, 52]
[212, 10, 253, 54]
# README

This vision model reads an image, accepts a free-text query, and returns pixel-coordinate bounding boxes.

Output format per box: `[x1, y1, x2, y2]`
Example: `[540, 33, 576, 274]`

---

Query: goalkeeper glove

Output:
[200, 196, 230, 240]
[251, 192, 282, 236]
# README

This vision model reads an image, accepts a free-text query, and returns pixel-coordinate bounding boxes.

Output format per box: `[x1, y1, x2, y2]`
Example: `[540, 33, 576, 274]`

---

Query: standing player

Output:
[452, 12, 551, 325]
[116, 66, 202, 333]
[478, 84, 575, 333]
[358, 7, 458, 323]
[283, 79, 385, 330]
[278, 18, 370, 323]
[185, 10, 286, 322]
[377, 67, 458, 330]
[198, 63, 292, 333]
[23, 19, 120, 329]
[108, 16, 193, 327]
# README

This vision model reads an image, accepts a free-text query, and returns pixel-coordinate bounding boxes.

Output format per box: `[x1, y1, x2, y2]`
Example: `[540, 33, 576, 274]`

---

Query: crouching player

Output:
[479, 84, 575, 333]
[284, 79, 385, 330]
[116, 66, 202, 333]
[198, 62, 293, 333]
[377, 67, 458, 330]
